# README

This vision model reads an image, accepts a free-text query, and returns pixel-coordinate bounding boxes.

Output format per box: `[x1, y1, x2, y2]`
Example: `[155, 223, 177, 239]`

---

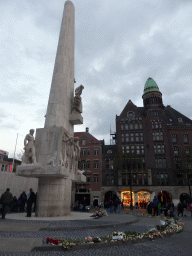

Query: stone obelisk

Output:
[44, 0, 75, 134]
[16, 0, 85, 217]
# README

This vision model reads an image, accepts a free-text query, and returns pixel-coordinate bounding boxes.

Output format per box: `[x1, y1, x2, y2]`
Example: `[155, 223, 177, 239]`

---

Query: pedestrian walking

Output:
[114, 198, 118, 213]
[177, 201, 183, 217]
[0, 188, 13, 219]
[18, 191, 27, 212]
[117, 197, 121, 213]
[152, 196, 159, 216]
[26, 188, 36, 217]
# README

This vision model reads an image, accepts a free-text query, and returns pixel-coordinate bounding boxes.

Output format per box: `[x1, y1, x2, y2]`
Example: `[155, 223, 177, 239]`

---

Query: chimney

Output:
[86, 127, 89, 133]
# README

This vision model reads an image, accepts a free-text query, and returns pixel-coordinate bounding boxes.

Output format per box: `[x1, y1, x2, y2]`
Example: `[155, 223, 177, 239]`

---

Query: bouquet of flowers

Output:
[85, 236, 93, 243]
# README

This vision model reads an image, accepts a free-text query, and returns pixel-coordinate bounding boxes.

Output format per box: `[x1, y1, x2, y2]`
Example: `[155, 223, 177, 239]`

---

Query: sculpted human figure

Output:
[22, 129, 37, 165]
[74, 137, 80, 173]
[72, 84, 84, 113]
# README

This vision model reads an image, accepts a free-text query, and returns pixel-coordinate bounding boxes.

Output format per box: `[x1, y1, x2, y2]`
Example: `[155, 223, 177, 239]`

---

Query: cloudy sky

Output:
[1, 0, 192, 158]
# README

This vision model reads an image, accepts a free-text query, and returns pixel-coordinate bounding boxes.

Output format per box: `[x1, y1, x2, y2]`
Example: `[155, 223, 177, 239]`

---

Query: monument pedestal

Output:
[36, 177, 72, 217]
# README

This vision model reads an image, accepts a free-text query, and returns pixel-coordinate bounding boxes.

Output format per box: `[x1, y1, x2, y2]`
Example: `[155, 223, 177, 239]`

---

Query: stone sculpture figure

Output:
[22, 129, 37, 165]
[72, 85, 84, 113]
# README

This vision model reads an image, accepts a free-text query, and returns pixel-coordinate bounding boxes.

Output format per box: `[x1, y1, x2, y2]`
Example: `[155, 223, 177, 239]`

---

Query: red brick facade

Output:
[72, 130, 104, 206]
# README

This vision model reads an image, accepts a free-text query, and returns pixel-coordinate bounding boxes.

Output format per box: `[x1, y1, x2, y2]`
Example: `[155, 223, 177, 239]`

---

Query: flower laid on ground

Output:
[85, 236, 93, 243]
[46, 238, 59, 245]
[90, 209, 108, 218]
[46, 215, 184, 250]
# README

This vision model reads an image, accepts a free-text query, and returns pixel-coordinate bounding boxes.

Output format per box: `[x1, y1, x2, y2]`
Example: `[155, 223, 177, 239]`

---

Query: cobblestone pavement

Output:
[0, 210, 191, 255]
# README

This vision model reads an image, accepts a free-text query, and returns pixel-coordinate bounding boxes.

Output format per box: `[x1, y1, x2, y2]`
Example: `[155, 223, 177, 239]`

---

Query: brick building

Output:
[72, 128, 104, 206]
[102, 78, 192, 206]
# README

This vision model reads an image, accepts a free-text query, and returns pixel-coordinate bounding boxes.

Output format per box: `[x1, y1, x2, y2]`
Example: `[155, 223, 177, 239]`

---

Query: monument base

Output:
[36, 177, 72, 217]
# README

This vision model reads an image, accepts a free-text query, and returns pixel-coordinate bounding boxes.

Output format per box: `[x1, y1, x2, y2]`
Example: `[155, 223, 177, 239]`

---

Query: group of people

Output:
[146, 196, 175, 217]
[145, 196, 192, 218]
[0, 188, 36, 219]
[105, 197, 122, 214]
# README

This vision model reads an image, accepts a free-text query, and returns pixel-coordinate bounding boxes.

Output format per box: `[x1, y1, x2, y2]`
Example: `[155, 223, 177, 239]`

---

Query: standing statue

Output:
[72, 85, 84, 113]
[22, 129, 37, 165]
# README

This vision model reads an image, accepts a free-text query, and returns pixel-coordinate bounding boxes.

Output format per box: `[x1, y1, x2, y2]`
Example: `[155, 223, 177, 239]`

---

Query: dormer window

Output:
[127, 112, 134, 118]
[178, 118, 183, 122]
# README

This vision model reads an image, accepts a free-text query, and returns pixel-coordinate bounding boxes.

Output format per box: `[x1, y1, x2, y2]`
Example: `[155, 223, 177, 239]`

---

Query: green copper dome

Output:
[143, 77, 160, 94]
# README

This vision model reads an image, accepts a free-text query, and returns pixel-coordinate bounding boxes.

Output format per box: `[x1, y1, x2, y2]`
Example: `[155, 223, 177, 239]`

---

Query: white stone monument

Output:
[16, 0, 86, 217]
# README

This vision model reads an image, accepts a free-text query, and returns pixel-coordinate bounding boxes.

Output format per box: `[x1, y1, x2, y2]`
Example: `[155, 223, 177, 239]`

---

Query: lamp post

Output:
[12, 133, 18, 172]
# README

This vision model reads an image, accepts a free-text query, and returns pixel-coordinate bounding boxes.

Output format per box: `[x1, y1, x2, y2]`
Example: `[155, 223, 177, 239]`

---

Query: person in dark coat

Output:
[152, 196, 159, 216]
[0, 188, 13, 219]
[26, 188, 36, 217]
[11, 196, 19, 212]
[177, 201, 183, 217]
[18, 191, 27, 212]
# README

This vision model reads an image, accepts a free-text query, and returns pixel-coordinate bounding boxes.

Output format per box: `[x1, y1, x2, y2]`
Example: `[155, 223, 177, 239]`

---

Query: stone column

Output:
[44, 0, 75, 136]
[36, 177, 72, 217]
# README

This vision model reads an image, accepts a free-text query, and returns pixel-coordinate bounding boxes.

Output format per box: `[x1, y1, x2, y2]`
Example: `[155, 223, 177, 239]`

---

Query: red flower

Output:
[54, 240, 59, 245]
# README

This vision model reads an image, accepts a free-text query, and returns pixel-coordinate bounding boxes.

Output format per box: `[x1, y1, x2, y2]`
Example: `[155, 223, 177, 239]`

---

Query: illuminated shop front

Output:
[121, 190, 150, 207]
[121, 191, 134, 206]
[137, 191, 150, 208]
